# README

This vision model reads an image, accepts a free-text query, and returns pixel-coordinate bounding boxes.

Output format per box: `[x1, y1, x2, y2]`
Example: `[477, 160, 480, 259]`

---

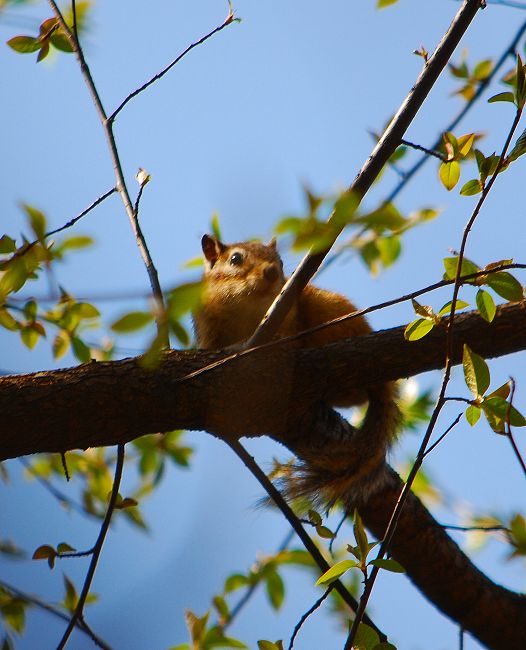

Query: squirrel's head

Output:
[201, 234, 284, 298]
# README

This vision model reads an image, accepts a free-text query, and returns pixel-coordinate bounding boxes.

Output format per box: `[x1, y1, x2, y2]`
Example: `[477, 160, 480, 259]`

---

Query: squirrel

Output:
[193, 234, 400, 507]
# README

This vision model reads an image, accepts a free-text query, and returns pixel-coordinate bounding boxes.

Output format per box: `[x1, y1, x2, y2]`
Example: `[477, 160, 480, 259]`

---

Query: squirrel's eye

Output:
[230, 252, 243, 266]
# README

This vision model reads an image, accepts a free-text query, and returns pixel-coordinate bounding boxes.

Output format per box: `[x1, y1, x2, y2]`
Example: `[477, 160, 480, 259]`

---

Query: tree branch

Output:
[0, 301, 524, 459]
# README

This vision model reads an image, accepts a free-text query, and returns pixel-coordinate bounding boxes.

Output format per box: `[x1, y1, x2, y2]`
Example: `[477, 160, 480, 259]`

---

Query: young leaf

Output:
[488, 91, 515, 104]
[439, 161, 460, 191]
[111, 311, 153, 333]
[354, 623, 380, 650]
[460, 179, 482, 196]
[368, 558, 405, 573]
[6, 36, 41, 53]
[465, 405, 481, 426]
[437, 300, 470, 317]
[476, 289, 496, 322]
[315, 559, 360, 586]
[462, 345, 490, 398]
[404, 318, 434, 341]
[486, 272, 524, 302]
[265, 570, 285, 610]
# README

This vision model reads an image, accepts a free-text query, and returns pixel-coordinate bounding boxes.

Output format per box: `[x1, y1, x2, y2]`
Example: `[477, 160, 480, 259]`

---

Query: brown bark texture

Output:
[1, 301, 525, 649]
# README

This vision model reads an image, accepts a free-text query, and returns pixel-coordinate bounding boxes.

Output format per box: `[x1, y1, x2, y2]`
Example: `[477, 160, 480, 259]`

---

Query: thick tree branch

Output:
[0, 301, 524, 460]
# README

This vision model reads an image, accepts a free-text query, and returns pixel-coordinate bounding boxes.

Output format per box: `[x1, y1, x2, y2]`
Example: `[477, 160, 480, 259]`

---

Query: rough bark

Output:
[0, 302, 524, 459]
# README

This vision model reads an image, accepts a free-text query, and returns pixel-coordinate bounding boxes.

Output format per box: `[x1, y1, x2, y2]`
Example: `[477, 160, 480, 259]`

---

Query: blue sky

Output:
[1, 1, 526, 649]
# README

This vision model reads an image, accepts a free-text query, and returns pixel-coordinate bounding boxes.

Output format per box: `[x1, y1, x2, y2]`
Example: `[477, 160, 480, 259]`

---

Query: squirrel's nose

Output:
[263, 263, 279, 284]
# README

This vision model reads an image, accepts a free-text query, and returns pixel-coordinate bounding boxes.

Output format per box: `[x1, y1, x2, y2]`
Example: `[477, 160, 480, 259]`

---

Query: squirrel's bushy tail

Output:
[284, 382, 401, 509]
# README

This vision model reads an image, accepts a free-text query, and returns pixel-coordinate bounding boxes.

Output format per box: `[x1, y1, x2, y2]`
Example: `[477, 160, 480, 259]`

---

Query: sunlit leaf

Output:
[315, 559, 360, 586]
[368, 558, 405, 573]
[465, 405, 481, 426]
[463, 344, 490, 397]
[476, 289, 496, 322]
[486, 272, 524, 302]
[404, 318, 434, 341]
[460, 179, 482, 196]
[111, 311, 153, 333]
[6, 35, 41, 53]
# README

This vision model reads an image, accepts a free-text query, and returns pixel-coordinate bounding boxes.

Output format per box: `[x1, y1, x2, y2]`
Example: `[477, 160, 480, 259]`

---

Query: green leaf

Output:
[265, 570, 284, 610]
[437, 300, 470, 317]
[465, 405, 481, 426]
[463, 345, 490, 397]
[0, 258, 30, 294]
[57, 542, 76, 554]
[487, 381, 511, 400]
[439, 161, 460, 191]
[62, 574, 78, 613]
[70, 302, 100, 319]
[0, 309, 18, 331]
[52, 332, 70, 359]
[488, 91, 516, 104]
[22, 204, 46, 240]
[354, 511, 369, 560]
[224, 574, 248, 593]
[473, 59, 493, 81]
[404, 318, 434, 341]
[0, 235, 17, 254]
[168, 281, 204, 320]
[476, 289, 496, 322]
[457, 133, 475, 157]
[315, 559, 360, 586]
[71, 336, 91, 362]
[316, 525, 335, 539]
[308, 509, 322, 525]
[20, 326, 40, 349]
[6, 35, 41, 53]
[369, 558, 405, 573]
[482, 396, 526, 432]
[377, 235, 401, 267]
[257, 642, 282, 650]
[210, 212, 222, 240]
[111, 311, 153, 333]
[443, 256, 480, 281]
[58, 235, 94, 251]
[377, 0, 399, 7]
[354, 623, 380, 650]
[50, 31, 74, 53]
[1, 597, 26, 634]
[486, 272, 524, 302]
[460, 179, 482, 196]
[508, 127, 526, 162]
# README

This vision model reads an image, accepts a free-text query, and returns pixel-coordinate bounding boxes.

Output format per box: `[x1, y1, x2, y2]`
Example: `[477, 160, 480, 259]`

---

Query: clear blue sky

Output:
[1, 1, 525, 649]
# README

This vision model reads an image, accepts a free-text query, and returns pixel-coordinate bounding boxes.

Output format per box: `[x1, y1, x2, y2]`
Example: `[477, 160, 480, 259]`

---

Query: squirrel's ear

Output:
[202, 234, 225, 266]
[268, 236, 277, 250]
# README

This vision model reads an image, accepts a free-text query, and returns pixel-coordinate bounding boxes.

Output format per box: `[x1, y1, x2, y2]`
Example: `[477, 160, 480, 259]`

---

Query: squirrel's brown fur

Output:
[193, 234, 399, 506]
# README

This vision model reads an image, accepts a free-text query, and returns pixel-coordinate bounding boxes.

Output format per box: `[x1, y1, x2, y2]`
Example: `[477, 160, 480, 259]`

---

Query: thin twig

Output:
[423, 413, 463, 457]
[109, 8, 238, 122]
[288, 587, 332, 650]
[225, 440, 386, 641]
[8, 187, 116, 262]
[385, 17, 526, 204]
[0, 580, 113, 650]
[505, 378, 526, 480]
[47, 1, 167, 344]
[400, 138, 447, 161]
[245, 0, 483, 350]
[56, 444, 125, 650]
[345, 78, 524, 650]
[442, 524, 508, 532]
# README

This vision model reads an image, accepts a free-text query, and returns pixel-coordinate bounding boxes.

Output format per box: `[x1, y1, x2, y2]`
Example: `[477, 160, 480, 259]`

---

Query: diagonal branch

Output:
[246, 0, 484, 349]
